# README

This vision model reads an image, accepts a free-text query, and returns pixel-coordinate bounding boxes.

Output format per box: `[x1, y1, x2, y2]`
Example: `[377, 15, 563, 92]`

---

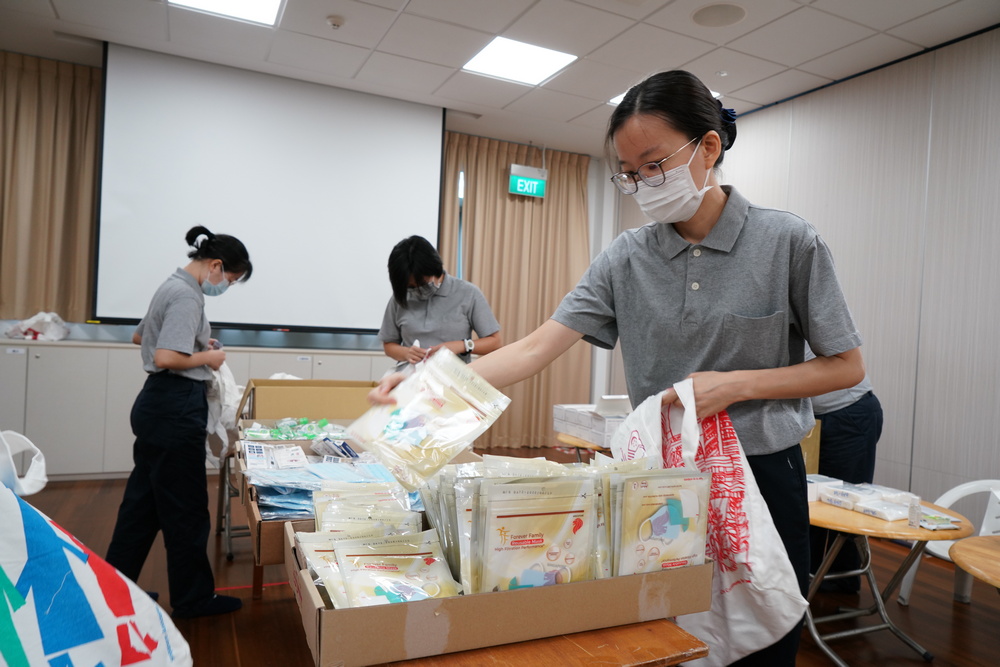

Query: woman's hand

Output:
[404, 343, 429, 364]
[660, 371, 749, 418]
[368, 372, 405, 405]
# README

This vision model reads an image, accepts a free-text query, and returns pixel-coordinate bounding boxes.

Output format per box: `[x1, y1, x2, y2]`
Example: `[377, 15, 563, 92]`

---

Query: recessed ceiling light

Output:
[463, 37, 576, 86]
[692, 4, 746, 28]
[168, 0, 283, 26]
[608, 91, 626, 106]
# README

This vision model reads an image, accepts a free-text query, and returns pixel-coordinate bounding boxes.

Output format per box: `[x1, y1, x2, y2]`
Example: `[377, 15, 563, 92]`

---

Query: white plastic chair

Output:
[0, 430, 47, 496]
[897, 479, 1000, 605]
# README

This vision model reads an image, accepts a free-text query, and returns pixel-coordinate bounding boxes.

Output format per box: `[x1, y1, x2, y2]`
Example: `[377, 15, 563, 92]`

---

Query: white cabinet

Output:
[0, 345, 28, 432]
[312, 353, 373, 381]
[24, 345, 108, 476]
[247, 351, 314, 380]
[104, 347, 146, 473]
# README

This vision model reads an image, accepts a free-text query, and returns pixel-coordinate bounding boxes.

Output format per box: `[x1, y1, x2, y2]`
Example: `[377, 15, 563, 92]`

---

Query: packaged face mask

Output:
[317, 504, 422, 535]
[475, 477, 597, 593]
[348, 348, 510, 491]
[335, 529, 461, 607]
[297, 529, 386, 610]
[614, 470, 711, 575]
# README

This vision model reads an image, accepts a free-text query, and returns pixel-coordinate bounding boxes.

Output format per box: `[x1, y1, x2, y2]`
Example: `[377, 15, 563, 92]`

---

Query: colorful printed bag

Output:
[0, 483, 192, 667]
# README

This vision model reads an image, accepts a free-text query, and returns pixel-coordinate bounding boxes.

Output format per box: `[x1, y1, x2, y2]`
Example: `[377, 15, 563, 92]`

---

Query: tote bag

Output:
[610, 379, 808, 666]
[0, 484, 192, 667]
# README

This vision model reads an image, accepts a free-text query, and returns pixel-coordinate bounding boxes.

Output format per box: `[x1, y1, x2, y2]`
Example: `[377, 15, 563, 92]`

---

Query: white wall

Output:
[723, 28, 1000, 502]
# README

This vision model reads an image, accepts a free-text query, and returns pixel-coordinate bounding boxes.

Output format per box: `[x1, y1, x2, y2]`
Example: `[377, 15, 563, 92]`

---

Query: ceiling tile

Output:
[728, 6, 877, 67]
[798, 33, 922, 80]
[267, 30, 370, 78]
[588, 22, 715, 73]
[168, 9, 272, 60]
[887, 0, 1000, 47]
[0, 0, 55, 17]
[435, 70, 531, 108]
[678, 47, 787, 95]
[0, 8, 103, 65]
[359, 0, 405, 9]
[279, 0, 397, 48]
[568, 102, 615, 132]
[503, 0, 635, 56]
[811, 0, 954, 31]
[504, 87, 601, 122]
[715, 95, 761, 116]
[730, 68, 832, 105]
[378, 12, 491, 67]
[50, 0, 167, 40]
[573, 0, 672, 21]
[404, 0, 535, 33]
[356, 51, 454, 93]
[543, 58, 641, 103]
[646, 0, 802, 46]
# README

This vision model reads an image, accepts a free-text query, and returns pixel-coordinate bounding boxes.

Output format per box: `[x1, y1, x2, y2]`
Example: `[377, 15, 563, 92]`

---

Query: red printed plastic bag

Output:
[610, 379, 807, 666]
[0, 484, 192, 666]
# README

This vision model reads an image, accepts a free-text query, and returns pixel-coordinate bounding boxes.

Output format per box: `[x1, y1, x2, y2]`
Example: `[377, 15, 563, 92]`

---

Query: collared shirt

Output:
[135, 268, 212, 381]
[378, 273, 500, 371]
[553, 186, 862, 456]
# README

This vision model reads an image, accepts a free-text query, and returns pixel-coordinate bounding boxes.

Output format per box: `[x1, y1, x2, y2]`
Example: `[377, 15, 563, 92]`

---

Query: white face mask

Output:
[631, 139, 713, 224]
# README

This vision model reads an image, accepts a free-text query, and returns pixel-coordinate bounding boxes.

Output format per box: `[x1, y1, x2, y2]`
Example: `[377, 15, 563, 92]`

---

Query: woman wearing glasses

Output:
[371, 70, 864, 664]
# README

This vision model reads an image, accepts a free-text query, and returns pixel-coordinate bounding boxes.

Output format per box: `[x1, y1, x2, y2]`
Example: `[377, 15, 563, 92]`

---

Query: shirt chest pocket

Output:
[720, 311, 788, 371]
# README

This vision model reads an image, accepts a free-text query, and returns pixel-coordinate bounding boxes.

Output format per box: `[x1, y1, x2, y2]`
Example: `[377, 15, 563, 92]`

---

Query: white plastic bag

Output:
[610, 379, 808, 666]
[206, 361, 242, 465]
[5, 311, 71, 341]
[0, 430, 47, 496]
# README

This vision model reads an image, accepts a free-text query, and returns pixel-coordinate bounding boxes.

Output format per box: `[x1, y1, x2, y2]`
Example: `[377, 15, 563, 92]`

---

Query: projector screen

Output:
[94, 44, 443, 332]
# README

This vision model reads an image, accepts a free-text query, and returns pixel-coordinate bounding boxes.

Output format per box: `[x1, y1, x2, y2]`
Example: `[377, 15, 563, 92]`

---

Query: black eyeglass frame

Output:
[609, 136, 699, 195]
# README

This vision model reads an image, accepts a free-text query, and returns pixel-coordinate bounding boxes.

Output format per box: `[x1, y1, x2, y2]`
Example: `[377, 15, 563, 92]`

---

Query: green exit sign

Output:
[509, 164, 547, 198]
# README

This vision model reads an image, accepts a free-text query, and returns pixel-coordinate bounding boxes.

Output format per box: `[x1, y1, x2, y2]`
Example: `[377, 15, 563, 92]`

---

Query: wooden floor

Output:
[23, 447, 1000, 667]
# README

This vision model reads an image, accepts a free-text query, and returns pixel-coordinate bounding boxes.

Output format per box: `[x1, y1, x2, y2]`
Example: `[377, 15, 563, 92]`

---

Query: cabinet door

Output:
[312, 353, 372, 381]
[223, 350, 251, 388]
[248, 351, 314, 380]
[104, 347, 146, 473]
[369, 355, 394, 381]
[25, 346, 108, 476]
[0, 345, 28, 432]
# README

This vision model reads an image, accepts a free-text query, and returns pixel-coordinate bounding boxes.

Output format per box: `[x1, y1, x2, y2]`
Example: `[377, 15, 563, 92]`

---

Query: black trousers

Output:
[730, 444, 810, 667]
[105, 372, 215, 611]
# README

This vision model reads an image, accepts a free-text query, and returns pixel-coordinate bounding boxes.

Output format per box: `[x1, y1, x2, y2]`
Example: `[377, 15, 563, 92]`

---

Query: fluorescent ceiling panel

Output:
[463, 37, 576, 86]
[168, 0, 282, 26]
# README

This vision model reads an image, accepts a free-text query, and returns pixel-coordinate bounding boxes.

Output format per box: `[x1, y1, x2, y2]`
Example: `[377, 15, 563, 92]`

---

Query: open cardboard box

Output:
[283, 522, 712, 667]
[237, 378, 378, 422]
[800, 419, 821, 475]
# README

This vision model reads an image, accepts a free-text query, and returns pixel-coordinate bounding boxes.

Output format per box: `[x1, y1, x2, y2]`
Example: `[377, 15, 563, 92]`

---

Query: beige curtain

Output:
[442, 131, 592, 448]
[0, 52, 101, 322]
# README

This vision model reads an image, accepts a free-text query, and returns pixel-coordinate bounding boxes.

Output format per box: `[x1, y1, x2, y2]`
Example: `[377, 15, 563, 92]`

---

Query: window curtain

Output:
[441, 131, 592, 448]
[0, 52, 101, 322]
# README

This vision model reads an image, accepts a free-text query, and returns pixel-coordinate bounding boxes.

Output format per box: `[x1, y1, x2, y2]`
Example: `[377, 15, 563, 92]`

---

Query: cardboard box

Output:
[238, 378, 377, 422]
[800, 419, 821, 475]
[283, 522, 712, 667]
[553, 404, 628, 449]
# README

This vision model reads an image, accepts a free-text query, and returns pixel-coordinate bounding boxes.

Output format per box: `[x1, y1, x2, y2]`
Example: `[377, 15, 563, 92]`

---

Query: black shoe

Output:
[819, 578, 861, 594]
[146, 591, 159, 602]
[171, 594, 242, 619]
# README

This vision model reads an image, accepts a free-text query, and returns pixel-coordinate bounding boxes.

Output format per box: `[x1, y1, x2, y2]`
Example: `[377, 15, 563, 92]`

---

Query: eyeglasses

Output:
[609, 136, 698, 195]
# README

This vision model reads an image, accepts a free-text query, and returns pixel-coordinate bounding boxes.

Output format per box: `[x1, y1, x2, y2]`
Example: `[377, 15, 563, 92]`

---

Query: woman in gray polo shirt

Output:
[105, 226, 252, 619]
[372, 71, 865, 665]
[378, 235, 501, 372]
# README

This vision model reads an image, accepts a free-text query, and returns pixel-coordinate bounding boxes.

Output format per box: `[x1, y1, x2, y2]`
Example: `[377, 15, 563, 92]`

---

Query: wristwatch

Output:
[464, 338, 475, 353]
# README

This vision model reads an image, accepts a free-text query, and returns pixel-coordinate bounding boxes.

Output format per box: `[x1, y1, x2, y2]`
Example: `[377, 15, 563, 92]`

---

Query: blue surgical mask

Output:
[201, 263, 230, 297]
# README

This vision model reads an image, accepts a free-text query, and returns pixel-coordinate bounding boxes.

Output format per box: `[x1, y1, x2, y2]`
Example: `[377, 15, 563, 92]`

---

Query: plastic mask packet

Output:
[317, 503, 422, 535]
[475, 477, 597, 593]
[348, 349, 510, 492]
[614, 470, 711, 575]
[481, 454, 573, 478]
[335, 529, 461, 607]
[296, 530, 384, 609]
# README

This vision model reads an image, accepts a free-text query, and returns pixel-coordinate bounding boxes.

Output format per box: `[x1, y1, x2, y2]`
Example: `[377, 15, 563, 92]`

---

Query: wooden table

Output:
[385, 618, 708, 666]
[950, 534, 1000, 590]
[807, 500, 974, 666]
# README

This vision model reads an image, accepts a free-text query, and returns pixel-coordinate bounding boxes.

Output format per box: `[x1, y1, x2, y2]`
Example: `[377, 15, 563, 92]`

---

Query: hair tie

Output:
[720, 107, 737, 124]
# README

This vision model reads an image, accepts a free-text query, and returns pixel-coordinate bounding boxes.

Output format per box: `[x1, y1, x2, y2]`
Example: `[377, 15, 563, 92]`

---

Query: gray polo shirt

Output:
[378, 273, 500, 370]
[553, 186, 862, 456]
[135, 268, 212, 381]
